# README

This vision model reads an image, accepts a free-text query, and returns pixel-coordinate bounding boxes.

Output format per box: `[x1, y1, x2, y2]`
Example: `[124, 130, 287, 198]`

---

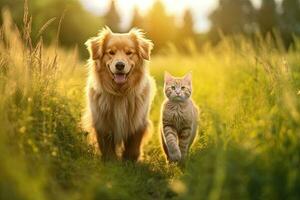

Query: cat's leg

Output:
[179, 128, 192, 161]
[163, 126, 181, 162]
[96, 131, 117, 161]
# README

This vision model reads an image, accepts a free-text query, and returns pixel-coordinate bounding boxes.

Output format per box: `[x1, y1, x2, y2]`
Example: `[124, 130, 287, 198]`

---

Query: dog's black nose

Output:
[116, 62, 125, 71]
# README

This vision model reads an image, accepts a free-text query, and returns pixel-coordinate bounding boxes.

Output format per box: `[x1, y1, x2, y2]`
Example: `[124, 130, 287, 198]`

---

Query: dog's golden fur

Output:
[83, 27, 154, 161]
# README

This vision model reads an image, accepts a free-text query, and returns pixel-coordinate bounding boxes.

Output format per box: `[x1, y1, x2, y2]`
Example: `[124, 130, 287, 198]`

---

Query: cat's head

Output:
[164, 71, 192, 101]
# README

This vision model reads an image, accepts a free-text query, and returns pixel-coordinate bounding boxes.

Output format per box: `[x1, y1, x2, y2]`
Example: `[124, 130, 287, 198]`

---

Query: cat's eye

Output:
[171, 86, 176, 90]
[181, 86, 185, 90]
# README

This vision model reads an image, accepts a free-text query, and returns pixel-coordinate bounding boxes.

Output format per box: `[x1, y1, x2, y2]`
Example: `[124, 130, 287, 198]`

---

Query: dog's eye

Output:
[108, 50, 115, 55]
[181, 86, 185, 90]
[171, 86, 176, 90]
[126, 51, 133, 56]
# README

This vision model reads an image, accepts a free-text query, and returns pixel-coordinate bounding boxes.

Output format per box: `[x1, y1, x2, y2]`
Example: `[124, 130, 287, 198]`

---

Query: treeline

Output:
[120, 0, 300, 52]
[1, 0, 300, 57]
[106, 0, 198, 53]
[102, 0, 300, 53]
[209, 0, 300, 48]
[0, 0, 102, 57]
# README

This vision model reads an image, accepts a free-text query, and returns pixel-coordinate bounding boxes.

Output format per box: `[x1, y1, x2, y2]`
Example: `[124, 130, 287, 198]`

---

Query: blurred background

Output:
[1, 0, 300, 57]
[1, 1, 300, 200]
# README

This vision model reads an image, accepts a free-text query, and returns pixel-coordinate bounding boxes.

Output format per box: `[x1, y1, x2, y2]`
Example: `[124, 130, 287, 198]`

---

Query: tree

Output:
[209, 0, 256, 40]
[144, 0, 177, 51]
[103, 0, 120, 32]
[280, 0, 300, 46]
[257, 0, 278, 36]
[176, 8, 197, 53]
[129, 6, 144, 29]
[0, 0, 102, 58]
[282, 0, 300, 23]
[182, 9, 195, 38]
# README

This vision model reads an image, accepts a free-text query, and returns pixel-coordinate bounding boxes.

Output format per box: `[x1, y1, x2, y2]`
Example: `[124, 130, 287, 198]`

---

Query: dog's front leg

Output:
[96, 132, 117, 161]
[122, 125, 147, 162]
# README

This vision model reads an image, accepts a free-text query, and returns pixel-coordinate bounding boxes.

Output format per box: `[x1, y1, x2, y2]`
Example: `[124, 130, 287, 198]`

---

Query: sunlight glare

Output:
[118, 0, 154, 12]
[80, 0, 219, 32]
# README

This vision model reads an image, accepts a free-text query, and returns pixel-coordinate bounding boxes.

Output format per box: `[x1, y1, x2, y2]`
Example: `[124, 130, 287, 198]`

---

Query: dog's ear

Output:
[85, 27, 112, 60]
[130, 28, 153, 61]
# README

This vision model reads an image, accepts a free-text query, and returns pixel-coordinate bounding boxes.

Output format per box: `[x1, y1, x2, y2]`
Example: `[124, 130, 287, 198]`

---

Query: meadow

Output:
[1, 9, 300, 200]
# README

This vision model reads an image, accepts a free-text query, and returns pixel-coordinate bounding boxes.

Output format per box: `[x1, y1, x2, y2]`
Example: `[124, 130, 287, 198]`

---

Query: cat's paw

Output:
[168, 150, 181, 162]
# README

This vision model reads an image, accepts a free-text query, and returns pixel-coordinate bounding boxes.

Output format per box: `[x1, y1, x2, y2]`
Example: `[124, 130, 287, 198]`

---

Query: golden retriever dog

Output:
[83, 27, 154, 161]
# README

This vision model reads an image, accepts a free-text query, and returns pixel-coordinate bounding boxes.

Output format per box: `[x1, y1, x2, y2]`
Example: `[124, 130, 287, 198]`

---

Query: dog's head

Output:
[86, 27, 153, 85]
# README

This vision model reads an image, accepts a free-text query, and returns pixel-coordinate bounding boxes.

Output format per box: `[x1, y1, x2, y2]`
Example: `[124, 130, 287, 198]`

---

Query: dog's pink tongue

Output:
[114, 74, 126, 84]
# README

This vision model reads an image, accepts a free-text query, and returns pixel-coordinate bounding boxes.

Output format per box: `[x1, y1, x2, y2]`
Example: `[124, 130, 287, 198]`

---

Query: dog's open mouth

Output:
[113, 73, 127, 84]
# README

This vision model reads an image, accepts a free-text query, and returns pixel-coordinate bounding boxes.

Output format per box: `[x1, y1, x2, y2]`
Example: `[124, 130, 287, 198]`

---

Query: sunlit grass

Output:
[0, 7, 300, 200]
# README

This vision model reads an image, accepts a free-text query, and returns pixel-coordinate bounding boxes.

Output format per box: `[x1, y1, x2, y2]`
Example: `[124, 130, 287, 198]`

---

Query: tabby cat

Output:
[161, 72, 199, 163]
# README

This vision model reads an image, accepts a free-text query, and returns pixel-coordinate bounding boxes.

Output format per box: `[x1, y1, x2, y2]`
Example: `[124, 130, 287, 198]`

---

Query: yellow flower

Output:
[51, 151, 57, 157]
[19, 126, 26, 134]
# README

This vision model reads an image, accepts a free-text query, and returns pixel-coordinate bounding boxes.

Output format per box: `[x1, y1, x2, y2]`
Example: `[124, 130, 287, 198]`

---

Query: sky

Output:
[79, 0, 282, 33]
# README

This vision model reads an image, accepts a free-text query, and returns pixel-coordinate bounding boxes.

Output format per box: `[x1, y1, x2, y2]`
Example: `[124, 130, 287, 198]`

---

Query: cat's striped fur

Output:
[161, 72, 199, 163]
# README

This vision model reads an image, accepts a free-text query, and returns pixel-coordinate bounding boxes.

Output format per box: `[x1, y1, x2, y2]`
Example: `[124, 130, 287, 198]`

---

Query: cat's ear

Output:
[164, 71, 173, 83]
[183, 72, 192, 85]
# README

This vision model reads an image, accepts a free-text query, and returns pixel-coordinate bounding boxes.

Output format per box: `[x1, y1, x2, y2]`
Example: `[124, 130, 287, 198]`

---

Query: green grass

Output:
[1, 10, 300, 200]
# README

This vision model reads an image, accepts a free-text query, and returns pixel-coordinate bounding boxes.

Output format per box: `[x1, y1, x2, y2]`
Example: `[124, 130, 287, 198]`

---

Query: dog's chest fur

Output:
[89, 79, 150, 145]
